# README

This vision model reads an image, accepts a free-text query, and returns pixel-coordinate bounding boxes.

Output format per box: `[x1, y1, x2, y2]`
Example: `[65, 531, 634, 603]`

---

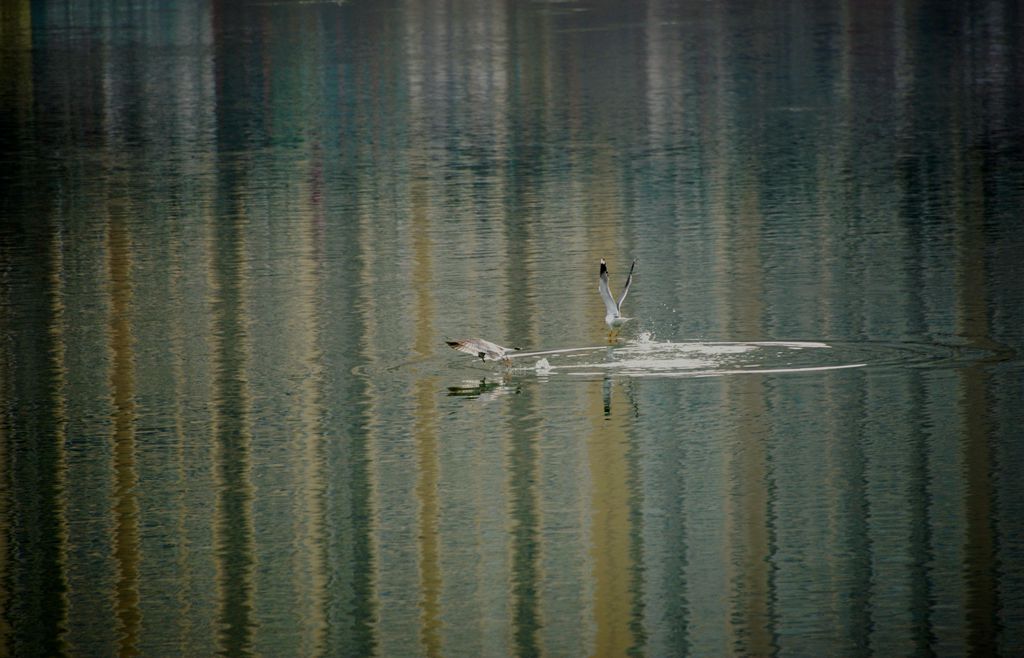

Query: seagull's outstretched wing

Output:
[599, 259, 620, 317]
[447, 339, 490, 360]
[446, 338, 520, 362]
[617, 259, 636, 309]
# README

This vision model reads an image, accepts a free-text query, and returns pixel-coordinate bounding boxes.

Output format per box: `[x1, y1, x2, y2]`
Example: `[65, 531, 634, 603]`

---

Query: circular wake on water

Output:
[498, 332, 1006, 379]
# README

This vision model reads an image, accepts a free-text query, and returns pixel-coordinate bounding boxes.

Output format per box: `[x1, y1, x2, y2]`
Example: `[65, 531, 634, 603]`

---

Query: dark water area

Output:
[2, 0, 1023, 656]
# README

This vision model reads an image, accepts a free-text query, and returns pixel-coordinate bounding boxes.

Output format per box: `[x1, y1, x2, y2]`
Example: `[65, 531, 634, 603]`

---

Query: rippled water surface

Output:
[3, 1, 1024, 656]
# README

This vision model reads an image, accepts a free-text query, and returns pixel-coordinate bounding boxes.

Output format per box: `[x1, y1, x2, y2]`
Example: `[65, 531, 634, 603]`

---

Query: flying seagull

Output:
[446, 338, 521, 366]
[599, 257, 636, 340]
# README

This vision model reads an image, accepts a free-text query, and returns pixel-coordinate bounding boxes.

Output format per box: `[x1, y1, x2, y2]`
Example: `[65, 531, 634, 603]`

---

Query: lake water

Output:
[2, 1, 1023, 656]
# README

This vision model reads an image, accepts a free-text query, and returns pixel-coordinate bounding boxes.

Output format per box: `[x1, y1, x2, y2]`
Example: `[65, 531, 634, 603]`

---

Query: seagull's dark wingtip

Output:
[600, 258, 608, 275]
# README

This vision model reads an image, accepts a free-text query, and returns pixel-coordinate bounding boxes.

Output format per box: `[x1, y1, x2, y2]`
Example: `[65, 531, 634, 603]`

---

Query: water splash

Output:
[632, 330, 656, 345]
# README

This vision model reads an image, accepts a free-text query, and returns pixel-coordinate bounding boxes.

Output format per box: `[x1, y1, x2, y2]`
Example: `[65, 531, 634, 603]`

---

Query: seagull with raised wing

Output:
[599, 257, 636, 340]
[446, 338, 521, 366]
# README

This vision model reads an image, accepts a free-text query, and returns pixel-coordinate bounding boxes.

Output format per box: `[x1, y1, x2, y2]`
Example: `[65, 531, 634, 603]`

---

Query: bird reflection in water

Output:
[446, 378, 520, 400]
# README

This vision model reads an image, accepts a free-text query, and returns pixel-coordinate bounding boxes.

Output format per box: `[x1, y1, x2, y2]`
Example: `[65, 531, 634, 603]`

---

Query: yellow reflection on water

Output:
[107, 209, 141, 657]
[721, 157, 772, 655]
[291, 156, 329, 657]
[582, 166, 637, 657]
[723, 376, 772, 657]
[0, 0, 33, 134]
[411, 173, 443, 658]
[588, 382, 635, 658]
[209, 195, 256, 657]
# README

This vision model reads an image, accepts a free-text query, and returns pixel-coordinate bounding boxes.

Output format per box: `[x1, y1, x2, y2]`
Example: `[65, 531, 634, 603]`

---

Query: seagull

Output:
[599, 257, 636, 340]
[446, 338, 521, 366]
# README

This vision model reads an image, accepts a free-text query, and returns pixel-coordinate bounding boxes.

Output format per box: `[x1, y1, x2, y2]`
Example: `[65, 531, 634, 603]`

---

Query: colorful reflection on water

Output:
[2, 0, 1023, 656]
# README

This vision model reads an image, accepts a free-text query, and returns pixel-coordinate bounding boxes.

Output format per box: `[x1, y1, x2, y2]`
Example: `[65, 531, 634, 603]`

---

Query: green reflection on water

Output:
[1, 0, 1023, 656]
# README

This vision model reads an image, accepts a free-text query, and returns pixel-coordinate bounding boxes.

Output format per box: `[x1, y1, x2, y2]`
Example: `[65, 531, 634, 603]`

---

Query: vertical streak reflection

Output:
[0, 219, 72, 657]
[345, 186, 379, 658]
[509, 408, 540, 658]
[210, 182, 255, 658]
[892, 5, 938, 646]
[401, 9, 442, 645]
[907, 376, 937, 655]
[724, 376, 773, 658]
[211, 3, 258, 651]
[505, 197, 541, 658]
[961, 370, 996, 657]
[956, 148, 998, 657]
[0, 234, 9, 656]
[828, 374, 871, 652]
[355, 178, 385, 658]
[168, 219, 195, 654]
[48, 224, 70, 658]
[722, 150, 773, 656]
[411, 173, 442, 657]
[295, 152, 328, 658]
[589, 383, 641, 657]
[107, 210, 141, 658]
[626, 397, 646, 658]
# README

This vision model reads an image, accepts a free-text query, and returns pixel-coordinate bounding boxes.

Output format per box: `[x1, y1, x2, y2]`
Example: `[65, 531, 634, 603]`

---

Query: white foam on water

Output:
[515, 340, 854, 378]
[564, 362, 868, 378]
[446, 337, 988, 383]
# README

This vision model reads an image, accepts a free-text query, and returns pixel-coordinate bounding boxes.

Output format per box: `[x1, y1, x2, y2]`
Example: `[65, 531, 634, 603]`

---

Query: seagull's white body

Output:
[599, 258, 636, 339]
[446, 338, 520, 365]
